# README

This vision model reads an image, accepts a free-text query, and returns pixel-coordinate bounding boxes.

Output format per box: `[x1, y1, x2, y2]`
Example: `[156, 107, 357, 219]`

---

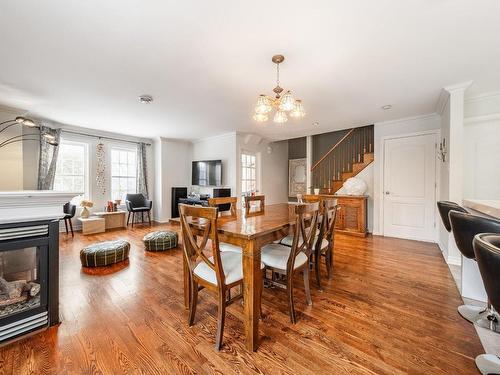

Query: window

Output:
[111, 147, 137, 201]
[241, 152, 257, 195]
[54, 140, 88, 196]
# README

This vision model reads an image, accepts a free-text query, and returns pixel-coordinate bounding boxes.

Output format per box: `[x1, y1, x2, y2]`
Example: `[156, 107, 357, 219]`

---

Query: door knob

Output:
[385, 191, 390, 195]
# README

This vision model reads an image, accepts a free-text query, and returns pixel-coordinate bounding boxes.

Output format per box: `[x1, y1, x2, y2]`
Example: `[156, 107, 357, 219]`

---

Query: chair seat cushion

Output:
[261, 243, 308, 271]
[80, 240, 130, 267]
[131, 206, 150, 212]
[219, 243, 242, 253]
[143, 231, 178, 251]
[280, 234, 328, 250]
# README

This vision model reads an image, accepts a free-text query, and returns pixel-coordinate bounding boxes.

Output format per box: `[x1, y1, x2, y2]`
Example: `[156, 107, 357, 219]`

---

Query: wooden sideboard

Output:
[312, 194, 368, 237]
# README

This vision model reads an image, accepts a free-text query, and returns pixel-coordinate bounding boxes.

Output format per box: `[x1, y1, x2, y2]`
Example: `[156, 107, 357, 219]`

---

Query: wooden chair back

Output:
[179, 204, 225, 287]
[287, 202, 320, 273]
[208, 197, 237, 218]
[322, 199, 339, 245]
[244, 195, 265, 214]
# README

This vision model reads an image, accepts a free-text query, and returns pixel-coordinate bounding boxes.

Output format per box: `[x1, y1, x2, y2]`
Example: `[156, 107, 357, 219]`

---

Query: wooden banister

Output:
[311, 128, 355, 171]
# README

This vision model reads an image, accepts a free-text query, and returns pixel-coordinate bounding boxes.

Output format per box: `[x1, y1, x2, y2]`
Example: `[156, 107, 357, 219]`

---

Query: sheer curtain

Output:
[37, 125, 61, 190]
[136, 142, 149, 198]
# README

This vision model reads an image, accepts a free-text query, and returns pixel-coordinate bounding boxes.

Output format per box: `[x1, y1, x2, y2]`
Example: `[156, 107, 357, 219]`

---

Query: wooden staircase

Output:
[311, 125, 374, 194]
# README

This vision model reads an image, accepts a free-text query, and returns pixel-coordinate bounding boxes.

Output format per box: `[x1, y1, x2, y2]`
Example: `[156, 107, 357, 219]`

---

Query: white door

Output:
[383, 133, 437, 241]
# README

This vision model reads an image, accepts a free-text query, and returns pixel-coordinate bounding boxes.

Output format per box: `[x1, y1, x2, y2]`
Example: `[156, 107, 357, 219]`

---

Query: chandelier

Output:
[253, 55, 305, 124]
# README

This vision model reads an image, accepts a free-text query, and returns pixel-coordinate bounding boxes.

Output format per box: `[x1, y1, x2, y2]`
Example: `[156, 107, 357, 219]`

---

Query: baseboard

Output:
[152, 217, 170, 224]
[447, 255, 461, 266]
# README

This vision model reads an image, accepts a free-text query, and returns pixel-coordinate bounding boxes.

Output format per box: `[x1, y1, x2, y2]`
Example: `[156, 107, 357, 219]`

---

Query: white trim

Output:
[464, 113, 500, 124]
[444, 80, 474, 93]
[375, 113, 439, 127]
[192, 132, 237, 144]
[435, 90, 450, 115]
[465, 90, 500, 103]
[379, 129, 440, 242]
[447, 255, 462, 266]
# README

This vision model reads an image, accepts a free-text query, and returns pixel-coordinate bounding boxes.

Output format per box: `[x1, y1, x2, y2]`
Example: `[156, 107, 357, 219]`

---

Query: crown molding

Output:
[465, 90, 500, 103]
[374, 113, 439, 127]
[443, 80, 474, 93]
[435, 89, 450, 115]
[192, 131, 237, 144]
[464, 113, 500, 124]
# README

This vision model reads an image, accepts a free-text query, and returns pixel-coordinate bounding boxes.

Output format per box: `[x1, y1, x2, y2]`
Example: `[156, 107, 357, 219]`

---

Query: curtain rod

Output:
[61, 129, 152, 146]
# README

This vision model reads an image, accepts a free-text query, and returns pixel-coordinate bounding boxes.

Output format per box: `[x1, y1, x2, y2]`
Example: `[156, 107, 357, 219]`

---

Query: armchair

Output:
[125, 193, 152, 227]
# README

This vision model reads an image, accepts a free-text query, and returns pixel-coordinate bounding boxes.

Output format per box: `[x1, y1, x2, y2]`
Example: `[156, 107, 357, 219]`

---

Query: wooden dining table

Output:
[180, 203, 301, 351]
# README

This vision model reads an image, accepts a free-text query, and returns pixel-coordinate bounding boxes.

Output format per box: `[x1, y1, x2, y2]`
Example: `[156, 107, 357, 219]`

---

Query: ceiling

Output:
[0, 0, 499, 141]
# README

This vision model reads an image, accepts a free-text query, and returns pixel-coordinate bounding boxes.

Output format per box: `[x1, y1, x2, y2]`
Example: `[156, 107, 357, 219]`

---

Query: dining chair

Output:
[312, 199, 338, 289]
[208, 197, 237, 218]
[179, 204, 245, 350]
[244, 195, 265, 215]
[125, 193, 152, 227]
[261, 202, 320, 323]
[208, 197, 241, 253]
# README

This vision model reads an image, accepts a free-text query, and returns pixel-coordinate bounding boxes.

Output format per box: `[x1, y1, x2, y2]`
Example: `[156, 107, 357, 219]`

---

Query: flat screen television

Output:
[192, 160, 222, 186]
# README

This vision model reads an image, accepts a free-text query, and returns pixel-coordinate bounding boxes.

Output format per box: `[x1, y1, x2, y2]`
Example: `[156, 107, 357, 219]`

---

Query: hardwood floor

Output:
[0, 223, 483, 374]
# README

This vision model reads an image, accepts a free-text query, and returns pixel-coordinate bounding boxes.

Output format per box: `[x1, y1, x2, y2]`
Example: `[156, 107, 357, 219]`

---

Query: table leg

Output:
[243, 239, 262, 351]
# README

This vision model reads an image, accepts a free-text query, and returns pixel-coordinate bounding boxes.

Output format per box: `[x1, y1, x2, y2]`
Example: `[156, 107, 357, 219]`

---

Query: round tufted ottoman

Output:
[143, 230, 178, 252]
[80, 240, 130, 267]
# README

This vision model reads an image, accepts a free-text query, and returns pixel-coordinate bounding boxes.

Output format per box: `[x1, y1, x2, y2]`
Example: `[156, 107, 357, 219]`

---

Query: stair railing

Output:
[311, 125, 373, 193]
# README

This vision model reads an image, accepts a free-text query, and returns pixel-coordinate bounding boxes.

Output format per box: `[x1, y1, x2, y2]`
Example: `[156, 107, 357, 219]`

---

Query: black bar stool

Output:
[449, 211, 500, 331]
[437, 201, 467, 232]
[473, 233, 500, 374]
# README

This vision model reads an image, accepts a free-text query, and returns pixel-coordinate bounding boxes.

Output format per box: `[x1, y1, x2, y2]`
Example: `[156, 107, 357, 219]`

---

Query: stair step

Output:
[342, 172, 354, 180]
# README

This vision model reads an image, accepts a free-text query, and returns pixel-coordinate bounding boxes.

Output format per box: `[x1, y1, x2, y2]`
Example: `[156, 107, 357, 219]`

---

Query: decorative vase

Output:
[81, 206, 90, 218]
[314, 188, 320, 195]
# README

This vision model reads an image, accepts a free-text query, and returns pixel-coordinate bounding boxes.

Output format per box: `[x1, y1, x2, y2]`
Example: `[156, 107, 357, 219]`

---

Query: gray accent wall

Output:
[312, 129, 350, 164]
[288, 137, 306, 160]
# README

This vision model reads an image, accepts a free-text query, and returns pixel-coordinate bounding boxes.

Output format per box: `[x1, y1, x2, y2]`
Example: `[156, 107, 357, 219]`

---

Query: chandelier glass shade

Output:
[253, 55, 305, 123]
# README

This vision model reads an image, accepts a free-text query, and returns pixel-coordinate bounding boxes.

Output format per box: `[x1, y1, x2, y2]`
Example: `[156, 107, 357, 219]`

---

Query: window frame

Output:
[110, 146, 138, 202]
[53, 138, 90, 198]
[241, 151, 258, 196]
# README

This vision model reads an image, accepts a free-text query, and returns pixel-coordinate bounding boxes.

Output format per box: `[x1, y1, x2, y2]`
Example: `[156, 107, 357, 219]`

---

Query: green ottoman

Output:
[143, 230, 178, 252]
[80, 240, 130, 267]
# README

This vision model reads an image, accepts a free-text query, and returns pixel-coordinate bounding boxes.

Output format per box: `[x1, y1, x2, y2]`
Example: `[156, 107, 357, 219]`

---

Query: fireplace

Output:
[0, 220, 59, 343]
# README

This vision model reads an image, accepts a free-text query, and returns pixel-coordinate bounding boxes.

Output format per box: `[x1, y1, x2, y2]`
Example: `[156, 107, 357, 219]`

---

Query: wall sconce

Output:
[437, 138, 447, 162]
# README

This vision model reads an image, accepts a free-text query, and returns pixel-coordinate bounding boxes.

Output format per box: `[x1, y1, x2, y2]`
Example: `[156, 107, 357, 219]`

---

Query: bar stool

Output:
[472, 233, 500, 374]
[449, 211, 500, 330]
[437, 201, 467, 232]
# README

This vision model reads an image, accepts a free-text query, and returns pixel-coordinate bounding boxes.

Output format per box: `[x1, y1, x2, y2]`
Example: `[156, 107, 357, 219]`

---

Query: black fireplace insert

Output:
[0, 219, 59, 343]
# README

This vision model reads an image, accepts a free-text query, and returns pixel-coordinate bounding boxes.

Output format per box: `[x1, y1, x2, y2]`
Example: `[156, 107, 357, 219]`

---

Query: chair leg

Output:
[188, 279, 198, 326]
[69, 219, 74, 237]
[325, 247, 333, 279]
[303, 267, 312, 306]
[131, 213, 135, 228]
[148, 211, 152, 226]
[141, 212, 144, 223]
[64, 219, 68, 235]
[287, 276, 296, 324]
[127, 212, 131, 226]
[215, 289, 227, 351]
[314, 250, 322, 290]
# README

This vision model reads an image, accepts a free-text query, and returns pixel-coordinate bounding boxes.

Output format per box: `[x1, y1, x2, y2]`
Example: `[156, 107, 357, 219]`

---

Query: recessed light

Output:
[312, 121, 320, 126]
[381, 105, 392, 110]
[139, 95, 153, 104]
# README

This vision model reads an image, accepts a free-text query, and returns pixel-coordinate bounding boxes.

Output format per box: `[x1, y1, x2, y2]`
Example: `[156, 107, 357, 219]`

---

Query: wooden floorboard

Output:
[0, 222, 483, 374]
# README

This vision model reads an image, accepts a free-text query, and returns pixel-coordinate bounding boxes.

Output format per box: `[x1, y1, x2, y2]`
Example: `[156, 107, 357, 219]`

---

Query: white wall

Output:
[0, 106, 26, 190]
[153, 137, 192, 222]
[373, 114, 441, 235]
[463, 92, 500, 200]
[235, 134, 289, 205]
[192, 133, 237, 197]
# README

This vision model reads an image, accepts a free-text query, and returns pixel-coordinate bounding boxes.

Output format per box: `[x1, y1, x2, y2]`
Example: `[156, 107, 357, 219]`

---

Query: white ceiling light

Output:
[139, 95, 153, 104]
[381, 104, 392, 110]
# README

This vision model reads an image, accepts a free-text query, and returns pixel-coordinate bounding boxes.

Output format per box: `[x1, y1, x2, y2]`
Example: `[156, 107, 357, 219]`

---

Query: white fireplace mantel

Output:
[0, 191, 82, 224]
